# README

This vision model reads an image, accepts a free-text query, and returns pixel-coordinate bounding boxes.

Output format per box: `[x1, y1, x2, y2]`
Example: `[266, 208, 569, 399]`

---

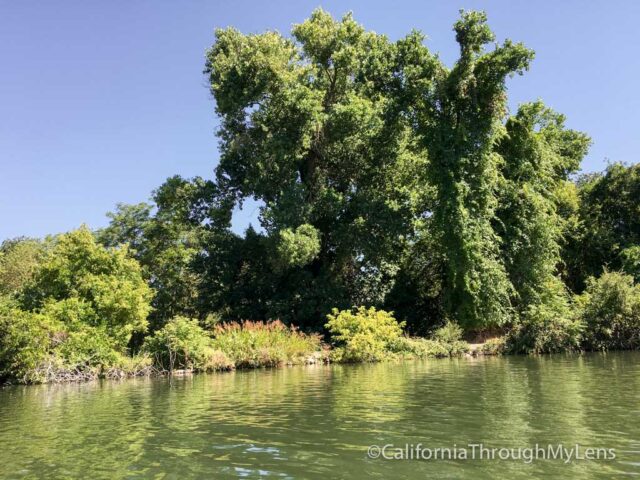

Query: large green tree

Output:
[204, 8, 596, 331]
[205, 9, 430, 326]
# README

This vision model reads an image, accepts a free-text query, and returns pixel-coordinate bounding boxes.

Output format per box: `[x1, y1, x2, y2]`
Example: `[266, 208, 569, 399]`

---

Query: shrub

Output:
[20, 227, 153, 349]
[325, 307, 404, 362]
[578, 271, 640, 351]
[387, 336, 450, 358]
[507, 315, 583, 354]
[506, 278, 582, 354]
[384, 322, 469, 359]
[212, 320, 321, 368]
[430, 322, 469, 356]
[432, 321, 463, 343]
[104, 353, 153, 379]
[143, 316, 232, 372]
[478, 337, 507, 355]
[0, 298, 143, 383]
[508, 314, 583, 354]
[0, 300, 56, 382]
[54, 324, 121, 368]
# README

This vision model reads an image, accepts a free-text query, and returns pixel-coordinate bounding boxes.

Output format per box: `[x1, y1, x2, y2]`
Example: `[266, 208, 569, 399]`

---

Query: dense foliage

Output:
[0, 238, 46, 296]
[204, 9, 431, 327]
[143, 316, 233, 372]
[578, 272, 640, 351]
[564, 163, 640, 291]
[2, 9, 640, 382]
[326, 306, 405, 361]
[0, 229, 153, 382]
[211, 320, 321, 368]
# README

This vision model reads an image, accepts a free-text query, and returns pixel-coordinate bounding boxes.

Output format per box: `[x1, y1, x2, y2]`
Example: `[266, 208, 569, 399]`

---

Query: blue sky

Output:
[1, 0, 638, 240]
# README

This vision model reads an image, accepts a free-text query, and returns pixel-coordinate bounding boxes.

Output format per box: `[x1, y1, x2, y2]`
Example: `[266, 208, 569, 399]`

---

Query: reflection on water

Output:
[1, 352, 639, 479]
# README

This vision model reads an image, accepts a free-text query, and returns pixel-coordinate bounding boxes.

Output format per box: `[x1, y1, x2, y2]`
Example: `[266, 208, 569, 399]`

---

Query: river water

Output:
[0, 352, 639, 479]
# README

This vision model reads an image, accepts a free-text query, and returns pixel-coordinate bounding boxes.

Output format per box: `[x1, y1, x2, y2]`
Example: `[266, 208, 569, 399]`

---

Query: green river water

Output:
[0, 352, 639, 479]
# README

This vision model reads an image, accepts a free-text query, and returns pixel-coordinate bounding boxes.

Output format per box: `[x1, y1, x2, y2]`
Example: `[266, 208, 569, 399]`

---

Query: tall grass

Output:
[212, 320, 321, 368]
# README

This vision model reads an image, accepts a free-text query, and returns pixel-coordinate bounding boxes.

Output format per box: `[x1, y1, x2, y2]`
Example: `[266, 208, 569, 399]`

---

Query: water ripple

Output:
[0, 352, 639, 479]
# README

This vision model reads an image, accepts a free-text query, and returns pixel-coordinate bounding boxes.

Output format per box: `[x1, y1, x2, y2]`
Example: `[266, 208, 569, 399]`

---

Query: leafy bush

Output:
[478, 337, 507, 355]
[325, 307, 404, 362]
[54, 324, 122, 368]
[102, 353, 153, 379]
[0, 298, 150, 383]
[383, 322, 469, 358]
[429, 322, 469, 356]
[0, 228, 156, 383]
[212, 320, 321, 368]
[143, 316, 232, 372]
[507, 315, 583, 354]
[578, 271, 640, 351]
[431, 321, 463, 343]
[20, 227, 153, 349]
[387, 336, 449, 358]
[506, 278, 582, 354]
[0, 300, 56, 382]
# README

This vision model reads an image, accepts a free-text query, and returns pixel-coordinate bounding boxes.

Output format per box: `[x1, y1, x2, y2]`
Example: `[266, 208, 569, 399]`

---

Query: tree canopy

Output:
[200, 8, 593, 330]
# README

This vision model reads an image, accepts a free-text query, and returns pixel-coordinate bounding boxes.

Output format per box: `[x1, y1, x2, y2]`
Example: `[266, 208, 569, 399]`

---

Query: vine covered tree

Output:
[416, 11, 534, 328]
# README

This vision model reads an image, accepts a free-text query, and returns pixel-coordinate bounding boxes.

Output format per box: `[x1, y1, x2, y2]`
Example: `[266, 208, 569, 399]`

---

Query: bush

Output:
[0, 301, 56, 382]
[143, 317, 232, 372]
[431, 322, 469, 355]
[325, 307, 405, 362]
[384, 322, 469, 359]
[578, 271, 640, 351]
[478, 337, 507, 355]
[20, 227, 153, 349]
[212, 320, 321, 368]
[387, 336, 449, 358]
[54, 324, 122, 368]
[0, 298, 148, 383]
[506, 278, 582, 354]
[104, 353, 153, 379]
[507, 315, 583, 354]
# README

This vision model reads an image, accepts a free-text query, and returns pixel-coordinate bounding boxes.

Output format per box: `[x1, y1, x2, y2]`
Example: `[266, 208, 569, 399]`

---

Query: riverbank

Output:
[0, 320, 472, 385]
[3, 272, 640, 385]
[4, 325, 637, 387]
[3, 229, 640, 386]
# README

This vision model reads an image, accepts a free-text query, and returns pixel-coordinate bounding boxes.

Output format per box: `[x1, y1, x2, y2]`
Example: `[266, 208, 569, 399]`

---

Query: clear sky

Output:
[1, 0, 638, 240]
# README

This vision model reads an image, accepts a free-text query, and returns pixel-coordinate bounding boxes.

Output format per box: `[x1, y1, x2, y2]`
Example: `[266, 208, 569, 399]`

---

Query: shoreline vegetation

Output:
[2, 9, 640, 384]
[2, 281, 639, 385]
